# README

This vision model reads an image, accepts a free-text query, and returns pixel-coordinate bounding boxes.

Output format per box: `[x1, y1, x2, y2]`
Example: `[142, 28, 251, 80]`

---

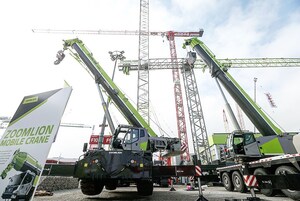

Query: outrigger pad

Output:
[196, 195, 208, 201]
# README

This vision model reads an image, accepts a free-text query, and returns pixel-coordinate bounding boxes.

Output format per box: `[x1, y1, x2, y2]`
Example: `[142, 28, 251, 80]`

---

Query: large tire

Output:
[254, 168, 276, 197]
[232, 171, 247, 193]
[137, 180, 153, 196]
[222, 172, 234, 191]
[105, 180, 118, 190]
[80, 179, 104, 196]
[276, 166, 300, 200]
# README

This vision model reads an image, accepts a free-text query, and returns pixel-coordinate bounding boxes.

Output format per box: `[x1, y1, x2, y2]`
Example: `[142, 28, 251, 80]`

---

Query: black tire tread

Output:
[276, 166, 300, 200]
[232, 171, 247, 193]
[254, 168, 276, 197]
[137, 180, 153, 196]
[222, 172, 234, 191]
[80, 180, 104, 195]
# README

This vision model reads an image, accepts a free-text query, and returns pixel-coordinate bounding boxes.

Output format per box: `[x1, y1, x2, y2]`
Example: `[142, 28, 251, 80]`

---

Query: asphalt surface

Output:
[33, 185, 293, 201]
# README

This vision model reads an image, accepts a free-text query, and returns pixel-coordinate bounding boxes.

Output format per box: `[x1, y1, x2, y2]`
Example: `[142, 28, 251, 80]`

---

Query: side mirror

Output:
[83, 143, 88, 152]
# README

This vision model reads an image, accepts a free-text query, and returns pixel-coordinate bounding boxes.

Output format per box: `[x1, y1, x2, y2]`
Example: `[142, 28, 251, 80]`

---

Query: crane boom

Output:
[57, 38, 157, 137]
[183, 38, 282, 136]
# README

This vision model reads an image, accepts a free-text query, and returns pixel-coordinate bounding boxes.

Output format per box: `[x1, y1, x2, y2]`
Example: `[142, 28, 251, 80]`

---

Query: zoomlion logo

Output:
[23, 96, 38, 104]
[109, 151, 122, 154]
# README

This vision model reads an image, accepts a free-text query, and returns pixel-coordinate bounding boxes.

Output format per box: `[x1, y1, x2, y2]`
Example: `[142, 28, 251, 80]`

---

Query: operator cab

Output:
[225, 130, 260, 159]
[112, 125, 149, 151]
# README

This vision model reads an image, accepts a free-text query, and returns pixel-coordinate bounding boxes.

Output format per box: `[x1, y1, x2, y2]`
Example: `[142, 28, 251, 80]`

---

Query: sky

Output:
[0, 0, 300, 158]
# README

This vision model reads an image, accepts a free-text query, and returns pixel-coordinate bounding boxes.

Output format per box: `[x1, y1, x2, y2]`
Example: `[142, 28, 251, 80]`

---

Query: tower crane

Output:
[32, 28, 204, 163]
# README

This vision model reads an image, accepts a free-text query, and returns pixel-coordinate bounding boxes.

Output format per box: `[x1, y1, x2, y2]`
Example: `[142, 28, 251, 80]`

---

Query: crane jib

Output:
[72, 43, 142, 127]
[69, 41, 157, 137]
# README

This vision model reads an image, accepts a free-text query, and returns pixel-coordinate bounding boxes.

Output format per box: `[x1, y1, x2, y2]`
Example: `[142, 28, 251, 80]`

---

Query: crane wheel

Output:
[137, 180, 153, 196]
[222, 172, 234, 191]
[276, 165, 300, 200]
[105, 180, 118, 190]
[80, 179, 104, 195]
[232, 171, 247, 193]
[254, 168, 277, 197]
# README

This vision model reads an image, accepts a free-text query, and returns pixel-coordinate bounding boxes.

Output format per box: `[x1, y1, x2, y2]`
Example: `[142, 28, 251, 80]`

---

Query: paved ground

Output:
[33, 185, 293, 201]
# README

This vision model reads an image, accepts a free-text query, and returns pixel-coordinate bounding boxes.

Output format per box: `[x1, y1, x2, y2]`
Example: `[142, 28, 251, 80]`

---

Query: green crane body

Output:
[53, 38, 183, 197]
[183, 38, 297, 157]
[183, 38, 282, 136]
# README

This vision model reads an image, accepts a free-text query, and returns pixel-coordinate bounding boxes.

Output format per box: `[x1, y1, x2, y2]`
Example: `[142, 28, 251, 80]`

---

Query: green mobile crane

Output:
[183, 38, 300, 199]
[54, 38, 182, 196]
[183, 38, 297, 159]
[1, 149, 42, 201]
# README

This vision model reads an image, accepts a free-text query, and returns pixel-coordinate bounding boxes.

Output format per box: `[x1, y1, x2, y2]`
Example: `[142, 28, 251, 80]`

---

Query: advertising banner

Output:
[89, 135, 112, 145]
[0, 87, 72, 201]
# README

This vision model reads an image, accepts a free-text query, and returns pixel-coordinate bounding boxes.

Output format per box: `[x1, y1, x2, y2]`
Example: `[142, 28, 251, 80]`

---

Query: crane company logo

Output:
[0, 125, 55, 146]
[0, 87, 72, 201]
[109, 151, 122, 154]
[23, 96, 38, 104]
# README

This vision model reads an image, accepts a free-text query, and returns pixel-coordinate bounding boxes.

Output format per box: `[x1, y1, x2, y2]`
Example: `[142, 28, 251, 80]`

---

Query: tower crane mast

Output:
[138, 0, 149, 126]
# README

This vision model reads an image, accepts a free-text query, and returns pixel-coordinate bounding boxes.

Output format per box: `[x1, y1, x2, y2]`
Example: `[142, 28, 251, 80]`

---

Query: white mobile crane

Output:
[183, 38, 300, 200]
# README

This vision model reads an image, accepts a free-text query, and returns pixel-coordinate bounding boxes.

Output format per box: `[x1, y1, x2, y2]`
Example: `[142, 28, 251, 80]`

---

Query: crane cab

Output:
[112, 125, 149, 151]
[225, 131, 261, 160]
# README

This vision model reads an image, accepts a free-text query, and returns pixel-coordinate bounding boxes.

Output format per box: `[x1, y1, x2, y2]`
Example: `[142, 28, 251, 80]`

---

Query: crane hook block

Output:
[54, 50, 65, 65]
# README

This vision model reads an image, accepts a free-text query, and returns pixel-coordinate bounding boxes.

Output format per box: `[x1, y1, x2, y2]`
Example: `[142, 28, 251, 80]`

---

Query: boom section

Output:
[62, 38, 156, 137]
[183, 38, 282, 136]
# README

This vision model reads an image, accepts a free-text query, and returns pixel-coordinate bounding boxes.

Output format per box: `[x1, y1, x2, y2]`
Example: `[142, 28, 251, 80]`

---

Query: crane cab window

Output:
[226, 134, 233, 148]
[233, 136, 244, 145]
[140, 129, 145, 137]
[244, 133, 256, 145]
[233, 135, 245, 154]
[124, 128, 139, 144]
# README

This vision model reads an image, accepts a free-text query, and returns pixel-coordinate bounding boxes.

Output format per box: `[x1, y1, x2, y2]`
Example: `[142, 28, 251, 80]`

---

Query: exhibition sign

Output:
[0, 87, 72, 201]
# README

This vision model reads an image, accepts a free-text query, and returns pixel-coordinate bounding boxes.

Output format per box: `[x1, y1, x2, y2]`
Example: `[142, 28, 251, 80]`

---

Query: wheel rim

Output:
[223, 175, 229, 186]
[233, 175, 241, 188]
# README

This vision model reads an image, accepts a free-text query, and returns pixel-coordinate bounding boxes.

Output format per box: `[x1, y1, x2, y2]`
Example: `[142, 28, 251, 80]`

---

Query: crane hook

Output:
[54, 50, 65, 65]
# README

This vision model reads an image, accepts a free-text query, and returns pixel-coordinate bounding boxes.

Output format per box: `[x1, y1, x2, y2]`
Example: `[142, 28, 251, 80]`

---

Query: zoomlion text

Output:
[0, 125, 54, 146]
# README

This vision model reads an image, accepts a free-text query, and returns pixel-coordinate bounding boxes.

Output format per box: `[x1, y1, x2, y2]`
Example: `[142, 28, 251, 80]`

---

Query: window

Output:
[244, 133, 256, 145]
[233, 136, 243, 145]
[132, 129, 139, 142]
[124, 128, 139, 144]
